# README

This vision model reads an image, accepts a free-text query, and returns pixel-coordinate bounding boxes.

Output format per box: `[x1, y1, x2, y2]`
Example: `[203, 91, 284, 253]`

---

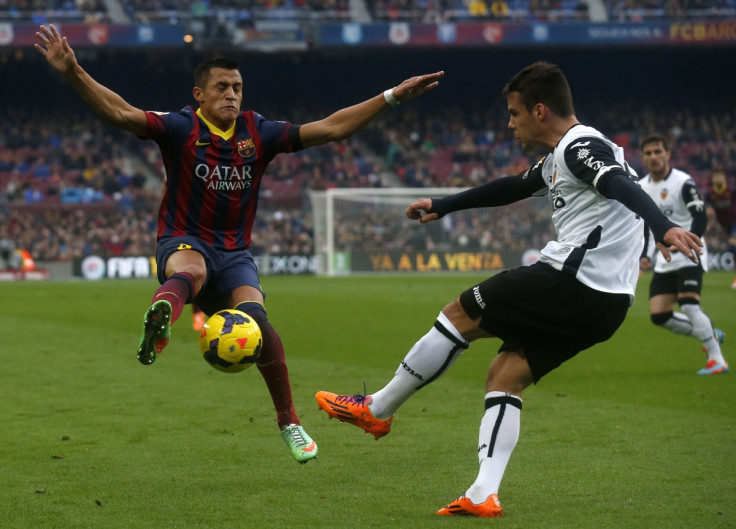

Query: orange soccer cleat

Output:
[315, 391, 393, 439]
[436, 494, 504, 518]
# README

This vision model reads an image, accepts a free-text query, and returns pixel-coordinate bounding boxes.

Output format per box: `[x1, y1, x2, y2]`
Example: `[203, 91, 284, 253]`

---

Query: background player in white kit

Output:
[316, 62, 704, 518]
[638, 133, 728, 375]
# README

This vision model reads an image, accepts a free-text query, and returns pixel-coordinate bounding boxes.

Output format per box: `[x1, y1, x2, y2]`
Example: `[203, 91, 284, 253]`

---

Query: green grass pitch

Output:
[1, 272, 734, 529]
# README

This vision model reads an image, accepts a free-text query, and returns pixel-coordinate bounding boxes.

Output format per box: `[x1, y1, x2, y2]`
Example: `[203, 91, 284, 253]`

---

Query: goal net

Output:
[309, 188, 554, 276]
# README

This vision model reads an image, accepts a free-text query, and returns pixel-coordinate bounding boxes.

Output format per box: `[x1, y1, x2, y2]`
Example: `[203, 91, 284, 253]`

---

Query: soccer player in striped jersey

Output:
[638, 134, 727, 374]
[35, 24, 443, 464]
[316, 62, 704, 516]
[704, 168, 736, 289]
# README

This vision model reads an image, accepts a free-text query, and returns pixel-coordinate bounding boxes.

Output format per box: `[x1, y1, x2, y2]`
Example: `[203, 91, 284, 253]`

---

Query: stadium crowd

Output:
[2, 46, 735, 264]
[3, 96, 733, 262]
[4, 0, 735, 23]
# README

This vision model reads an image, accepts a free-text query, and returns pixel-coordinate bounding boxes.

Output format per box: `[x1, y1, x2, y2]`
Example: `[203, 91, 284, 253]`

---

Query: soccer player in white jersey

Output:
[316, 62, 704, 518]
[638, 134, 728, 375]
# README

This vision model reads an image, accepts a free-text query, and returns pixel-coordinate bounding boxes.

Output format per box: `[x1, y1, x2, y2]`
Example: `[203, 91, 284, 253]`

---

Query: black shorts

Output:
[459, 262, 630, 383]
[649, 266, 703, 298]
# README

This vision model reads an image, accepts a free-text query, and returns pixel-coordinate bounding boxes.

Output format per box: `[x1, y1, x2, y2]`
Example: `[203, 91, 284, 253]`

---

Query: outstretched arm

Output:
[407, 169, 545, 223]
[35, 24, 148, 137]
[299, 71, 444, 149]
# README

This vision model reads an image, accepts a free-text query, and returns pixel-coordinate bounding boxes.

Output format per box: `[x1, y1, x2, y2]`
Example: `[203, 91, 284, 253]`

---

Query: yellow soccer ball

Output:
[199, 309, 262, 373]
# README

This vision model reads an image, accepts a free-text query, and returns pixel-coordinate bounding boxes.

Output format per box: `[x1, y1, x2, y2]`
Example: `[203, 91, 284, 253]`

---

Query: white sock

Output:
[369, 312, 468, 420]
[465, 392, 522, 504]
[681, 303, 726, 364]
[662, 312, 693, 335]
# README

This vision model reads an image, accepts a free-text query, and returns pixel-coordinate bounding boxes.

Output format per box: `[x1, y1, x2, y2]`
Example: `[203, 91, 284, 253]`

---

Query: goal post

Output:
[309, 188, 553, 276]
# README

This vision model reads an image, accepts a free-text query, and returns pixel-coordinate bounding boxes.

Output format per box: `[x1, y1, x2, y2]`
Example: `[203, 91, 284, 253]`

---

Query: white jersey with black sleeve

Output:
[638, 168, 708, 273]
[536, 124, 644, 301]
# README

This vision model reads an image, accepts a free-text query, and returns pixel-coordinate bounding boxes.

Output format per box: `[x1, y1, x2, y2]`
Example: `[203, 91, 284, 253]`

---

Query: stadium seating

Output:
[13, 0, 736, 24]
[3, 43, 734, 262]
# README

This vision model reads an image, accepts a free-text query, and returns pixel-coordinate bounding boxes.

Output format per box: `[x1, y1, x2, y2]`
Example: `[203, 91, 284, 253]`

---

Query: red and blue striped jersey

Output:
[143, 106, 301, 250]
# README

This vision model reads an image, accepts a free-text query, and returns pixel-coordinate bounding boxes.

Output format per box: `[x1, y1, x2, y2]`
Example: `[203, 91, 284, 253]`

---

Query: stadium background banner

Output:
[0, 22, 187, 47]
[317, 21, 736, 47]
[74, 254, 318, 280]
[71, 251, 734, 278]
[346, 250, 510, 273]
[3, 21, 735, 49]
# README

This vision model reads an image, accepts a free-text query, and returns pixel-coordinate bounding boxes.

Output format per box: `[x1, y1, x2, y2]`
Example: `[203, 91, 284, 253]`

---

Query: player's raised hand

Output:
[406, 198, 438, 224]
[393, 71, 445, 102]
[35, 24, 78, 75]
[657, 227, 703, 263]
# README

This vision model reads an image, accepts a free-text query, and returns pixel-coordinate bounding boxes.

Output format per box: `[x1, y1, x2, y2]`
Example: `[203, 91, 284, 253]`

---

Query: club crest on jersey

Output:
[237, 138, 256, 158]
[660, 188, 668, 199]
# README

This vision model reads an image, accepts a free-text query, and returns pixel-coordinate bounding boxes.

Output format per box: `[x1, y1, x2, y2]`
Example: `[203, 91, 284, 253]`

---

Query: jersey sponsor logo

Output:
[575, 146, 619, 175]
[195, 140, 210, 146]
[194, 163, 253, 190]
[473, 285, 486, 309]
[237, 138, 256, 158]
[552, 189, 566, 210]
[576, 147, 591, 159]
[571, 141, 590, 149]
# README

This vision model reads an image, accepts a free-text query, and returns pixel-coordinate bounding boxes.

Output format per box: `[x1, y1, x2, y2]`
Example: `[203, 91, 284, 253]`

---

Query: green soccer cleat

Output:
[136, 300, 172, 365]
[280, 424, 318, 464]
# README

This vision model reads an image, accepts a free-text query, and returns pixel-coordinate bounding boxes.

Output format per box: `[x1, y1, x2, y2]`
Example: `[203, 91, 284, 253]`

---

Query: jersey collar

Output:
[196, 108, 236, 141]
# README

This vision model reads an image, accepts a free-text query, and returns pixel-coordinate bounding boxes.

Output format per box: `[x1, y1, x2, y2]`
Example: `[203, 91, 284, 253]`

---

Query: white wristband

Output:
[383, 88, 399, 106]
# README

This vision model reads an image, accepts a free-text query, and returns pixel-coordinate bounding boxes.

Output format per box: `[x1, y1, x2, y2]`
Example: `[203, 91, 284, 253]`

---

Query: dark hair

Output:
[639, 133, 669, 152]
[194, 57, 239, 88]
[502, 62, 575, 117]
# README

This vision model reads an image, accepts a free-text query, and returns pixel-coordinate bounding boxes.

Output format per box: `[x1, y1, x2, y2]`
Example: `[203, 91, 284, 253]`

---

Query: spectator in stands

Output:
[469, 0, 490, 17]
[490, 0, 510, 18]
[704, 167, 736, 288]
